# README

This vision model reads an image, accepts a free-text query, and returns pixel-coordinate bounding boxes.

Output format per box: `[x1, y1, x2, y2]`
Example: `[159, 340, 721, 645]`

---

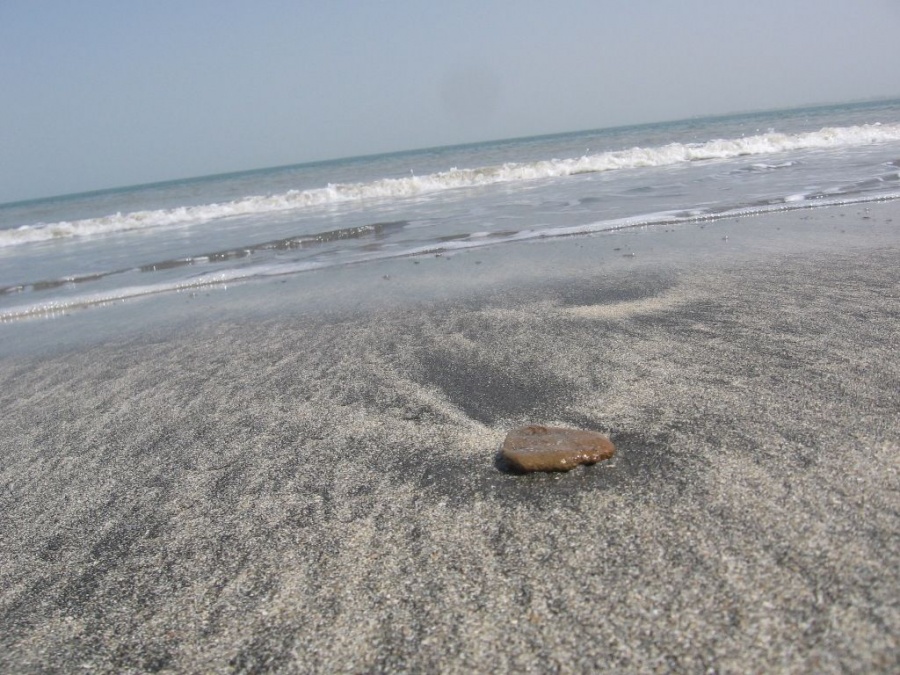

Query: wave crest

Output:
[4, 122, 900, 248]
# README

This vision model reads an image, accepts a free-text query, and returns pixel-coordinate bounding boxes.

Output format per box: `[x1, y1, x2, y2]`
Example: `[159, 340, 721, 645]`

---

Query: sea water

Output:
[2, 99, 900, 322]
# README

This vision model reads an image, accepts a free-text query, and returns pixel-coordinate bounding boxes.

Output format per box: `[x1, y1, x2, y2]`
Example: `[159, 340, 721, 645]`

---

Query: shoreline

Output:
[1, 203, 898, 671]
[2, 198, 900, 358]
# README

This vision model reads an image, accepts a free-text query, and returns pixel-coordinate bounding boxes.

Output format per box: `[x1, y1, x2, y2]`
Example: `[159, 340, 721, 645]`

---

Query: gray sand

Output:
[1, 204, 898, 672]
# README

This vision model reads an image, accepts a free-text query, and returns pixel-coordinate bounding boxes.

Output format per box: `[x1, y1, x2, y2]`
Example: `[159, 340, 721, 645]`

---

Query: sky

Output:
[1, 0, 899, 204]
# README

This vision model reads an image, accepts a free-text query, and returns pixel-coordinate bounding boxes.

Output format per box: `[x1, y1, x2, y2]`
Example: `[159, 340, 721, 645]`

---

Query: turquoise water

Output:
[1, 99, 900, 321]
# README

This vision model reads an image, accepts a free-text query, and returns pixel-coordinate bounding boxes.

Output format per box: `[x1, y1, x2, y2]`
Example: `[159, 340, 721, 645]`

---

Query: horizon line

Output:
[3, 94, 899, 209]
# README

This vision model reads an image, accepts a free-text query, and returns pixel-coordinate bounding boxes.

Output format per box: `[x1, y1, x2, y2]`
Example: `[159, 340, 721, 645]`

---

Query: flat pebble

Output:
[501, 424, 616, 472]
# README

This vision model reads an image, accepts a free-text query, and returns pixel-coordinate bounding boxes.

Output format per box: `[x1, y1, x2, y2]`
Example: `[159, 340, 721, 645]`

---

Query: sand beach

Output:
[1, 202, 898, 672]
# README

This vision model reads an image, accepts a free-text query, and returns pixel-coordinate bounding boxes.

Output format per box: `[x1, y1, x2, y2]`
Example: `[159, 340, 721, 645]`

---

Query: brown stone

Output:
[501, 425, 616, 472]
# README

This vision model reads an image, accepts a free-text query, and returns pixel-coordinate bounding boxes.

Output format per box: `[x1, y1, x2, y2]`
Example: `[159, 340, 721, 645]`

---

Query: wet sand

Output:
[1, 203, 898, 672]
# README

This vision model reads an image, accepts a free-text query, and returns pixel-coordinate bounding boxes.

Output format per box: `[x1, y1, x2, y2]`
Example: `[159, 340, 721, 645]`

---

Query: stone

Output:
[500, 424, 616, 472]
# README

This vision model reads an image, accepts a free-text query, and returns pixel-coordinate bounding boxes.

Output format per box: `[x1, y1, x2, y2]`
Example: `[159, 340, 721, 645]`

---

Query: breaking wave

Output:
[4, 122, 900, 248]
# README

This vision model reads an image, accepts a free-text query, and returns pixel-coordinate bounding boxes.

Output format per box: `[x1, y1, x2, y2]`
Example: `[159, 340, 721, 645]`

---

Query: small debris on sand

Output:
[500, 425, 616, 472]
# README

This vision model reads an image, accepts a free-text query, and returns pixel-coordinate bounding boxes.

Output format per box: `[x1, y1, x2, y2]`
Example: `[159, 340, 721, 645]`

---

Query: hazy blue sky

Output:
[1, 0, 899, 203]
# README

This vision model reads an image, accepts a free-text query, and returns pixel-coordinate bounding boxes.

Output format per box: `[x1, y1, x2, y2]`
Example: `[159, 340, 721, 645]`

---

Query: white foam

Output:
[4, 123, 900, 249]
[0, 262, 325, 322]
[4, 191, 899, 323]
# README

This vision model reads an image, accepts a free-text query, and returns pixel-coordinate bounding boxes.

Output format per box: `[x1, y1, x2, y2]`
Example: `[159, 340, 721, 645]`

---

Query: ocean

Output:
[2, 98, 900, 323]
